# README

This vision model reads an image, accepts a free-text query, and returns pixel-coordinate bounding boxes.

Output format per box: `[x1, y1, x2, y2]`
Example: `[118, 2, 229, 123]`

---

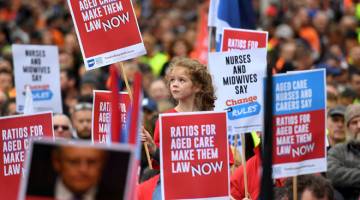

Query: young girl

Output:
[138, 57, 235, 200]
[142, 57, 216, 154]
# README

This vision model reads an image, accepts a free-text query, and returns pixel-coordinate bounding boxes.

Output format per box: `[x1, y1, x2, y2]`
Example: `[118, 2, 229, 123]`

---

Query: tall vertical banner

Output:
[221, 28, 268, 51]
[0, 112, 53, 200]
[160, 111, 229, 200]
[92, 90, 131, 144]
[208, 48, 267, 134]
[67, 0, 146, 70]
[272, 69, 326, 178]
[13, 44, 62, 113]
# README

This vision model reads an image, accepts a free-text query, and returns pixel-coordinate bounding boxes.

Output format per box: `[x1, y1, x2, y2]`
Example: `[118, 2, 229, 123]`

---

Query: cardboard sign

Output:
[221, 28, 268, 51]
[208, 49, 267, 134]
[12, 44, 62, 113]
[19, 139, 135, 200]
[0, 112, 53, 200]
[92, 90, 131, 144]
[160, 111, 229, 200]
[67, 0, 146, 70]
[272, 69, 326, 178]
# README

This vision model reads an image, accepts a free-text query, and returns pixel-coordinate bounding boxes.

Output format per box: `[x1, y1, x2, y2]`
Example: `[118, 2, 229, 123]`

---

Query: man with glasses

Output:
[53, 114, 74, 139]
[71, 103, 92, 140]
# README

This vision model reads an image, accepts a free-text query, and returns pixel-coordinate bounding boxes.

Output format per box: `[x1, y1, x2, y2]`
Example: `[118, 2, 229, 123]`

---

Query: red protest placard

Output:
[92, 90, 131, 143]
[273, 111, 325, 164]
[67, 0, 146, 70]
[221, 28, 268, 51]
[0, 112, 53, 200]
[160, 111, 229, 200]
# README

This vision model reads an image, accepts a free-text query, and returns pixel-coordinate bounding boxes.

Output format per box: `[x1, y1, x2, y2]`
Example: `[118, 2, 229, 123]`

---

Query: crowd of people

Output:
[0, 0, 360, 199]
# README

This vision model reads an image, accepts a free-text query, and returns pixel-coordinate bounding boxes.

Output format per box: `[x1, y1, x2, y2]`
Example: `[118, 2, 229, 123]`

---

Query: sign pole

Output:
[119, 62, 152, 169]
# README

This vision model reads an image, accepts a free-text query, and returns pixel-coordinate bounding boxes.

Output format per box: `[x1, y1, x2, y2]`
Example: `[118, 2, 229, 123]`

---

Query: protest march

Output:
[0, 0, 360, 200]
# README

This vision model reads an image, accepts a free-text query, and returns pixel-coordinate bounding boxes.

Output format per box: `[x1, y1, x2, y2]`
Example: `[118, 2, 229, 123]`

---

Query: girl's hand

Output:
[141, 127, 157, 154]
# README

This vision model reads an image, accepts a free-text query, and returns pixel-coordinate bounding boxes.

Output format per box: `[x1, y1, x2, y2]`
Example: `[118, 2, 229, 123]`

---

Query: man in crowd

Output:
[327, 104, 360, 199]
[278, 175, 334, 200]
[71, 102, 92, 139]
[53, 113, 74, 139]
[327, 105, 346, 147]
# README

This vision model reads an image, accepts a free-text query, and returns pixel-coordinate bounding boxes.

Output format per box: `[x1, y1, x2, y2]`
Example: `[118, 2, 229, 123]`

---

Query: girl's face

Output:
[168, 66, 198, 101]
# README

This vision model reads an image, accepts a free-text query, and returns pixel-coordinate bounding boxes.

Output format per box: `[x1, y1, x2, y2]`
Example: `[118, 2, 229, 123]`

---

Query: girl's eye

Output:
[180, 78, 185, 83]
[169, 78, 175, 82]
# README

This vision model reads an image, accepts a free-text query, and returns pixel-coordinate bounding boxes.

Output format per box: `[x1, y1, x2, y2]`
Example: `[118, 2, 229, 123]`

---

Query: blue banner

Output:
[273, 70, 326, 115]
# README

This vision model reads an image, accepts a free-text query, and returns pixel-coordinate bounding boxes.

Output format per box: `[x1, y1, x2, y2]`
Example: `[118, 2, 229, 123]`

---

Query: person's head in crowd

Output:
[154, 17, 175, 41]
[0, 69, 13, 93]
[345, 31, 359, 56]
[29, 30, 43, 44]
[293, 42, 314, 71]
[327, 105, 346, 146]
[63, 32, 79, 54]
[338, 87, 356, 106]
[71, 102, 92, 139]
[80, 72, 99, 97]
[326, 87, 338, 109]
[284, 175, 334, 200]
[279, 41, 296, 62]
[349, 45, 360, 68]
[340, 15, 357, 35]
[2, 98, 16, 116]
[60, 69, 76, 92]
[159, 30, 176, 52]
[138, 63, 155, 96]
[0, 58, 12, 72]
[168, 38, 192, 59]
[52, 146, 106, 196]
[291, 7, 310, 31]
[40, 29, 54, 45]
[53, 114, 74, 139]
[149, 79, 171, 101]
[344, 104, 360, 141]
[275, 24, 294, 41]
[349, 69, 360, 98]
[328, 24, 343, 47]
[312, 11, 329, 34]
[59, 51, 75, 70]
[142, 32, 157, 56]
[0, 23, 10, 46]
[320, 54, 343, 83]
[183, 26, 197, 46]
[142, 98, 158, 134]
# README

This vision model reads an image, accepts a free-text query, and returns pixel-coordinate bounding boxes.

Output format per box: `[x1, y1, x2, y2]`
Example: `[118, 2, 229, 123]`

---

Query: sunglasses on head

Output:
[73, 102, 92, 112]
[54, 125, 70, 131]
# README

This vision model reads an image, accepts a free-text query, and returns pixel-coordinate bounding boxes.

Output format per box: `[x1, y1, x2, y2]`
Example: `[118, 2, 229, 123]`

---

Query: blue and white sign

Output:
[208, 48, 267, 134]
[13, 44, 62, 113]
[272, 69, 327, 178]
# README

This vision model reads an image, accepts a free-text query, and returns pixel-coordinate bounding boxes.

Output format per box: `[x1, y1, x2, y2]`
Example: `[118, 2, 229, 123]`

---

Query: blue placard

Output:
[273, 70, 325, 115]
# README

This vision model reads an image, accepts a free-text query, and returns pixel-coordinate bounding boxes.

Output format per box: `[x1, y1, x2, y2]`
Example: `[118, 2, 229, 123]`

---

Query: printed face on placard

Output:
[52, 146, 106, 194]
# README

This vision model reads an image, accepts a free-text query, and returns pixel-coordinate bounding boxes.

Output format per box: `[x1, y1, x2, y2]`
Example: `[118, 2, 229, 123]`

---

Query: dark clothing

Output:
[327, 141, 360, 200]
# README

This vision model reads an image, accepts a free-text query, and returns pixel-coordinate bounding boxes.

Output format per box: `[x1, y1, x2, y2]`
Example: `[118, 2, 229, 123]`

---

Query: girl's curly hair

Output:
[166, 57, 216, 111]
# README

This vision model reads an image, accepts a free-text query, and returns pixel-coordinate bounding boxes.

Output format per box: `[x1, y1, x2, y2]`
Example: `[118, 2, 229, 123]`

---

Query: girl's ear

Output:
[193, 84, 201, 93]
